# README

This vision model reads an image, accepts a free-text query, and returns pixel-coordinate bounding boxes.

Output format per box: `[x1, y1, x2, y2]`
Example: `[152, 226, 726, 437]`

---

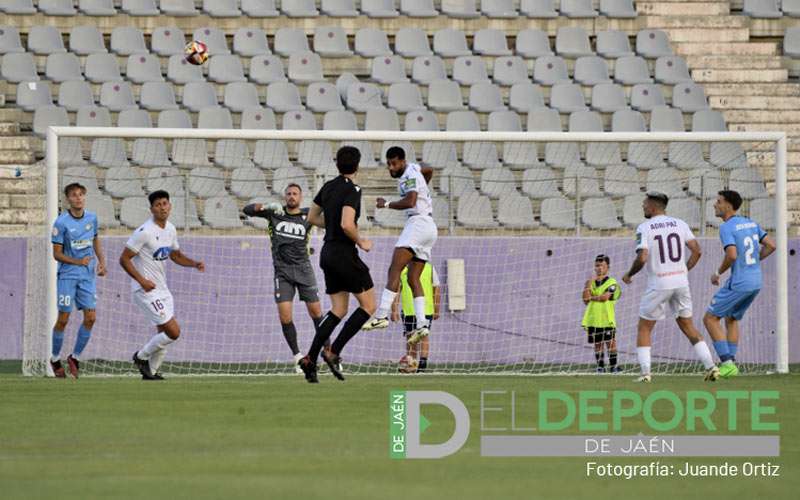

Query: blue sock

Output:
[712, 340, 733, 362]
[51, 329, 64, 360]
[72, 325, 92, 359]
[727, 342, 738, 361]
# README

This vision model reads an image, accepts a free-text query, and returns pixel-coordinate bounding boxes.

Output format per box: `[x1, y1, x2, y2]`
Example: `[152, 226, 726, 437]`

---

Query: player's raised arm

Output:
[169, 249, 204, 271]
[243, 202, 283, 218]
[307, 202, 325, 228]
[376, 190, 418, 210]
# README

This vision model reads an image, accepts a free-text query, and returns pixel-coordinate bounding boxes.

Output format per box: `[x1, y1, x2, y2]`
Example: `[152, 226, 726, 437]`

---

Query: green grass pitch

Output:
[1, 373, 798, 500]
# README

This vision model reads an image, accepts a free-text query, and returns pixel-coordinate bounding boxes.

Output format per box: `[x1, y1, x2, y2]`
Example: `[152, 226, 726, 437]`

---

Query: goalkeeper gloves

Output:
[266, 202, 284, 216]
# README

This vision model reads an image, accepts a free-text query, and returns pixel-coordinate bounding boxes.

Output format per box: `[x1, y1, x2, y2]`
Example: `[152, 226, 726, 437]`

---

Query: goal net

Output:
[24, 127, 789, 376]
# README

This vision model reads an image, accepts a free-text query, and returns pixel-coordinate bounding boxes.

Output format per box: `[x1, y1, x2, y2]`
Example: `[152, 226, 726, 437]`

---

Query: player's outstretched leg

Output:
[364, 249, 414, 330]
[676, 317, 718, 381]
[405, 260, 431, 344]
[703, 312, 737, 378]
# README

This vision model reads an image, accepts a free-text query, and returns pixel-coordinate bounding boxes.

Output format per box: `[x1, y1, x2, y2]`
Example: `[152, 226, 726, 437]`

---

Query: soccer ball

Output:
[184, 41, 209, 66]
[398, 355, 419, 374]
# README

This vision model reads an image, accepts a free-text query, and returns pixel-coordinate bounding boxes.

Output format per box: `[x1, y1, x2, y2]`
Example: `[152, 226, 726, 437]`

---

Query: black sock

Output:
[313, 316, 331, 349]
[609, 351, 618, 368]
[331, 308, 371, 355]
[281, 321, 300, 355]
[307, 312, 341, 362]
[594, 350, 605, 368]
[418, 357, 428, 372]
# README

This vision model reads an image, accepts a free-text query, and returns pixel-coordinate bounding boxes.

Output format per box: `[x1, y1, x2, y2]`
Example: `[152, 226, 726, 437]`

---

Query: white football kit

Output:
[634, 215, 696, 321]
[394, 162, 437, 262]
[126, 217, 179, 326]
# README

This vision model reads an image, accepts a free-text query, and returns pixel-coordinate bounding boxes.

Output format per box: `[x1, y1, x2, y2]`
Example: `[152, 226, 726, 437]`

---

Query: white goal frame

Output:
[35, 127, 789, 375]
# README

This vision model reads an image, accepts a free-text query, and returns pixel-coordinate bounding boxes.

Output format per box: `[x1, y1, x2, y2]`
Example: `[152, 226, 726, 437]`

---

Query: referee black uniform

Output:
[313, 175, 374, 294]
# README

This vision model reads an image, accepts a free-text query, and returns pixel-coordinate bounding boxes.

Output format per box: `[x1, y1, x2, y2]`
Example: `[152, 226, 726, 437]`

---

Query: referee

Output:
[581, 254, 622, 373]
[243, 183, 329, 373]
[298, 146, 377, 383]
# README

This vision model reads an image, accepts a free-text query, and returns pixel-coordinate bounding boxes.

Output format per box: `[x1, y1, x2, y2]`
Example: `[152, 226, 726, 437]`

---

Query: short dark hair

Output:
[64, 182, 86, 197]
[595, 254, 610, 265]
[148, 190, 170, 206]
[336, 146, 361, 175]
[285, 183, 302, 193]
[646, 191, 669, 209]
[718, 190, 743, 211]
[386, 146, 405, 161]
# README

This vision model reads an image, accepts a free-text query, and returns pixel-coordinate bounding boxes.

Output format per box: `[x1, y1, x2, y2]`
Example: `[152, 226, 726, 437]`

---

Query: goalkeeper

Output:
[243, 184, 333, 373]
[581, 254, 621, 373]
[391, 262, 441, 373]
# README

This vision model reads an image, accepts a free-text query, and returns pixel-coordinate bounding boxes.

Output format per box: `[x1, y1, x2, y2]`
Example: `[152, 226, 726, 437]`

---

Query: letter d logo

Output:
[406, 391, 470, 459]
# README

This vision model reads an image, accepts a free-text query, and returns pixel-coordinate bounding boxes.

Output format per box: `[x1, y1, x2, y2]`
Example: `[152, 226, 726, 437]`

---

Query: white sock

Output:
[376, 288, 397, 319]
[413, 297, 428, 329]
[139, 332, 175, 359]
[150, 347, 167, 373]
[636, 346, 651, 375]
[693, 341, 715, 370]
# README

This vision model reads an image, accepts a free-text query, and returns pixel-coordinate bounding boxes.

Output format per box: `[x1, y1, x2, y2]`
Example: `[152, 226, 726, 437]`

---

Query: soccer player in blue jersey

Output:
[50, 183, 106, 378]
[703, 190, 776, 378]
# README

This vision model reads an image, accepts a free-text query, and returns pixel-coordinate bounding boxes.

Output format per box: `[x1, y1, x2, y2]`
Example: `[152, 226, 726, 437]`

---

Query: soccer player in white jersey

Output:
[119, 190, 205, 380]
[363, 146, 437, 345]
[621, 192, 719, 383]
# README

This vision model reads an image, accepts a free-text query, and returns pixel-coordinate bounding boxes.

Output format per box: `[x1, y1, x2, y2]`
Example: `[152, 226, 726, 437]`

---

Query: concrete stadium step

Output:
[710, 96, 800, 110]
[0, 136, 36, 150]
[643, 16, 748, 29]
[748, 19, 800, 38]
[673, 42, 779, 56]
[0, 123, 20, 136]
[0, 150, 35, 164]
[691, 69, 789, 83]
[685, 55, 784, 70]
[662, 28, 750, 42]
[637, 3, 730, 16]
[722, 110, 800, 123]
[701, 83, 800, 96]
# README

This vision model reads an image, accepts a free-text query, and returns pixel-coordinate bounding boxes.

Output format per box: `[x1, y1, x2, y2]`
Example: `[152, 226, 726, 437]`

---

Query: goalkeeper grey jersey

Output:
[243, 205, 312, 267]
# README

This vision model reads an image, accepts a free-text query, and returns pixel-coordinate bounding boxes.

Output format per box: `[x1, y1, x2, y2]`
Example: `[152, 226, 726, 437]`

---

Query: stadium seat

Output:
[234, 28, 271, 57]
[687, 169, 724, 199]
[222, 82, 260, 113]
[272, 166, 309, 194]
[371, 55, 409, 84]
[604, 164, 641, 196]
[70, 26, 108, 55]
[672, 83, 709, 112]
[453, 56, 491, 85]
[412, 56, 448, 84]
[433, 29, 471, 57]
[266, 82, 304, 112]
[555, 27, 593, 57]
[501, 136, 542, 168]
[87, 194, 119, 228]
[194, 27, 230, 55]
[630, 84, 666, 112]
[313, 27, 353, 58]
[322, 0, 359, 16]
[33, 106, 69, 137]
[650, 105, 685, 131]
[39, 0, 77, 15]
[457, 192, 495, 228]
[274, 28, 310, 57]
[482, 0, 517, 17]
[541, 197, 577, 230]
[323, 109, 358, 130]
[692, 109, 727, 132]
[596, 30, 635, 58]
[710, 142, 749, 170]
[550, 83, 588, 113]
[164, 56, 202, 84]
[498, 193, 539, 228]
[628, 142, 666, 170]
[522, 168, 560, 199]
[668, 197, 701, 229]
[427, 79, 465, 112]
[440, 163, 476, 197]
[527, 107, 562, 132]
[563, 164, 600, 197]
[203, 0, 241, 16]
[560, 0, 597, 17]
[743, 0, 782, 17]
[446, 110, 480, 132]
[405, 110, 440, 131]
[400, 0, 439, 17]
[355, 28, 392, 57]
[0, 52, 39, 83]
[622, 193, 646, 227]
[287, 52, 325, 84]
[362, 0, 399, 17]
[120, 196, 151, 228]
[516, 29, 553, 58]
[76, 106, 112, 127]
[45, 53, 82, 82]
[100, 82, 139, 112]
[442, 0, 480, 17]
[469, 83, 506, 112]
[170, 197, 202, 229]
[127, 54, 164, 84]
[493, 56, 529, 86]
[215, 139, 254, 170]
[600, 0, 636, 17]
[198, 107, 233, 129]
[509, 83, 545, 112]
[574, 56, 612, 85]
[346, 82, 384, 112]
[480, 167, 517, 198]
[180, 82, 217, 112]
[241, 0, 279, 16]
[591, 83, 627, 113]
[582, 198, 621, 230]
[646, 168, 686, 198]
[0, 26, 24, 54]
[91, 138, 130, 168]
[111, 27, 148, 56]
[431, 197, 450, 228]
[80, 0, 116, 15]
[173, 137, 211, 166]
[121, 0, 160, 16]
[785, 27, 800, 58]
[132, 138, 172, 166]
[614, 56, 653, 85]
[636, 30, 673, 58]
[250, 55, 288, 84]
[240, 108, 277, 130]
[230, 168, 269, 198]
[105, 166, 144, 198]
[748, 198, 775, 230]
[336, 73, 359, 100]
[533, 56, 570, 85]
[159, 0, 198, 16]
[395, 28, 432, 57]
[281, 0, 320, 16]
[488, 110, 522, 132]
[28, 26, 66, 55]
[474, 29, 512, 56]
[520, 0, 559, 17]
[668, 142, 711, 170]
[85, 54, 123, 83]
[158, 109, 192, 129]
[152, 27, 186, 56]
[16, 81, 54, 111]
[2, 0, 36, 14]
[60, 140, 89, 167]
[58, 81, 95, 111]
[365, 108, 401, 131]
[63, 167, 98, 195]
[387, 83, 426, 112]
[655, 56, 692, 84]
[422, 141, 458, 167]
[306, 82, 344, 112]
[254, 140, 292, 169]
[729, 168, 768, 199]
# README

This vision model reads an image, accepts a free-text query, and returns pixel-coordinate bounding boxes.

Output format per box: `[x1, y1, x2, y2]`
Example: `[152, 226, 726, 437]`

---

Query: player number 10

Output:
[653, 233, 682, 264]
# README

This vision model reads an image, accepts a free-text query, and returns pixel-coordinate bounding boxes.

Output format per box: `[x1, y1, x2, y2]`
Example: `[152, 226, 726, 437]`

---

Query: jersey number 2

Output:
[743, 235, 758, 265]
[654, 233, 682, 264]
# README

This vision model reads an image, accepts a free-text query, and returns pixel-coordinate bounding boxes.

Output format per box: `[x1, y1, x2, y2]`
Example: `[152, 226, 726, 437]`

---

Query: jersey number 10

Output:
[654, 233, 682, 264]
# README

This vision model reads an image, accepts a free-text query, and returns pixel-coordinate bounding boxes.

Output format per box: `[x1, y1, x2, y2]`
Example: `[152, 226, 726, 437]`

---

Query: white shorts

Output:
[133, 288, 175, 326]
[639, 286, 693, 321]
[396, 215, 437, 262]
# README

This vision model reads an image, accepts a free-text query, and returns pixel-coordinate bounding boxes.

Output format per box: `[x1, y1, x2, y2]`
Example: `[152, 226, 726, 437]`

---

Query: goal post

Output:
[28, 126, 788, 376]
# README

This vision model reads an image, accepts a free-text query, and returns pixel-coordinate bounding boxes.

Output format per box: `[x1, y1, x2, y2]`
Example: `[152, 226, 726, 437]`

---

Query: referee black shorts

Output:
[586, 327, 616, 344]
[320, 243, 374, 295]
